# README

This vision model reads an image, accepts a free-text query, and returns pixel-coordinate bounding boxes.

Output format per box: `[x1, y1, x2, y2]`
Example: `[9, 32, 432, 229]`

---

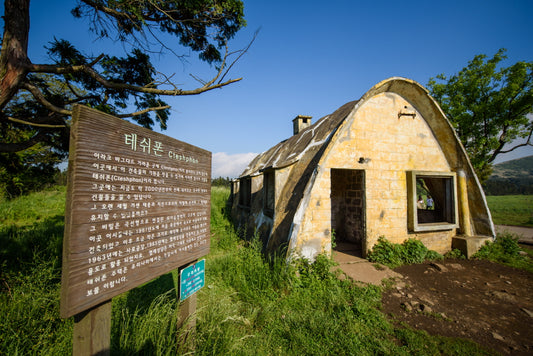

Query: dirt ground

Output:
[381, 248, 533, 355]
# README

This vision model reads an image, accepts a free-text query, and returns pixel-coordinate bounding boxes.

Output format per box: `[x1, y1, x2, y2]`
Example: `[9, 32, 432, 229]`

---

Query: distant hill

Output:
[490, 155, 533, 179]
[484, 155, 533, 195]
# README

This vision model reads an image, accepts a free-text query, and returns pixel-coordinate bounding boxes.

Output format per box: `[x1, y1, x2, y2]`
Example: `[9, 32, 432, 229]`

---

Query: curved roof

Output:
[241, 100, 358, 177]
[239, 77, 495, 251]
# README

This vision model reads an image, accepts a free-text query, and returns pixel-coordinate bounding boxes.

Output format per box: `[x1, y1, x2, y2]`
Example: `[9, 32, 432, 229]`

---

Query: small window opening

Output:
[263, 170, 275, 217]
[239, 177, 251, 208]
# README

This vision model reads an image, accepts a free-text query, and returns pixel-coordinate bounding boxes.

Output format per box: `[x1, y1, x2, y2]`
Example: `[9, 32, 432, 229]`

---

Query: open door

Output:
[331, 169, 366, 257]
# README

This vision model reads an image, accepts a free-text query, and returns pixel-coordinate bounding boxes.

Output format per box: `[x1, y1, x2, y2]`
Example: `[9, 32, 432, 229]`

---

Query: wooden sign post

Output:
[72, 301, 112, 355]
[61, 105, 211, 354]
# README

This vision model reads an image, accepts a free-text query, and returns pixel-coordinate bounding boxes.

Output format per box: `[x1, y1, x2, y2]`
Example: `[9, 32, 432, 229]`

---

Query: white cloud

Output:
[212, 152, 257, 178]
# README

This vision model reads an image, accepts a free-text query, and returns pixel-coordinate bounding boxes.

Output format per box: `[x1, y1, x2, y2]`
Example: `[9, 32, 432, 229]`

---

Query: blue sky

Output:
[6, 0, 533, 176]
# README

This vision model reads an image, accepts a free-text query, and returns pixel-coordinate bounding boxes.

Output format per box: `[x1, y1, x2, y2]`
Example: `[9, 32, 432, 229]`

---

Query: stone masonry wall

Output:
[294, 92, 455, 258]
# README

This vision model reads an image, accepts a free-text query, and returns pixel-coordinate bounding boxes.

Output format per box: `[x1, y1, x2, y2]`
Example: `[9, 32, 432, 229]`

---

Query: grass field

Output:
[0, 186, 528, 355]
[485, 195, 533, 227]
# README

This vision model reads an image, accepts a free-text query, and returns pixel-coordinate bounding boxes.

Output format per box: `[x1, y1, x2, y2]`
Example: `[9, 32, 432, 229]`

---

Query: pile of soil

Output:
[382, 258, 533, 355]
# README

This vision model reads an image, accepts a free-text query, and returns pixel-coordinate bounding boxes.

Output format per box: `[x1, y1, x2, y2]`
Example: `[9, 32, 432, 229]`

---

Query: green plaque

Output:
[180, 259, 205, 300]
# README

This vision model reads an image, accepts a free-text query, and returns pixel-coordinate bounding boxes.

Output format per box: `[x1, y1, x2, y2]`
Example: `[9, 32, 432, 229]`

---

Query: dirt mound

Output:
[382, 258, 533, 355]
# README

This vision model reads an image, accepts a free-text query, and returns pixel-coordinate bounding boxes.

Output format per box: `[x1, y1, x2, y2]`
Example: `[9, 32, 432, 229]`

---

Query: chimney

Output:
[292, 115, 312, 135]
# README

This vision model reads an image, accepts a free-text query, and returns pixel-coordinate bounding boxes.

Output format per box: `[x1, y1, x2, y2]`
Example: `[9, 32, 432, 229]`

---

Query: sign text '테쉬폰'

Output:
[61, 105, 211, 318]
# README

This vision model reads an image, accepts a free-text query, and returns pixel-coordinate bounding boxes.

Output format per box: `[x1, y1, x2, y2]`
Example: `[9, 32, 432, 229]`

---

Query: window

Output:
[263, 170, 275, 217]
[239, 177, 251, 208]
[407, 171, 458, 232]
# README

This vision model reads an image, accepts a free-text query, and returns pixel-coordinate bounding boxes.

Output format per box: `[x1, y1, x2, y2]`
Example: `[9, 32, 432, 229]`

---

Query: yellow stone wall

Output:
[294, 93, 456, 256]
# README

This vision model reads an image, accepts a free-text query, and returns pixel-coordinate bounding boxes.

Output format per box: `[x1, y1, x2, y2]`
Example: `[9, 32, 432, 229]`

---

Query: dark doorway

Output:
[331, 169, 365, 257]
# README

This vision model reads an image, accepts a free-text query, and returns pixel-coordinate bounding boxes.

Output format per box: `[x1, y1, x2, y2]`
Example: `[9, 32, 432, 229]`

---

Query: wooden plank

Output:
[178, 293, 197, 342]
[73, 300, 111, 356]
[177, 260, 199, 348]
[61, 105, 211, 318]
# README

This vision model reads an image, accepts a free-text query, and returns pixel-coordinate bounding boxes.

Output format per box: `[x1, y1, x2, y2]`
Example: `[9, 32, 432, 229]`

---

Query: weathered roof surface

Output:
[240, 100, 359, 177]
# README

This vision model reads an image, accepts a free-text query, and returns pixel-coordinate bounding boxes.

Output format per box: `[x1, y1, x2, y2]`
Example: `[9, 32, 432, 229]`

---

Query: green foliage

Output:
[0, 151, 62, 199]
[473, 233, 532, 272]
[0, 102, 66, 199]
[368, 237, 443, 268]
[0, 186, 65, 225]
[484, 177, 533, 195]
[71, 0, 246, 65]
[424, 249, 444, 261]
[485, 195, 533, 227]
[112, 287, 180, 355]
[444, 249, 466, 259]
[401, 238, 432, 264]
[0, 255, 73, 355]
[427, 49, 533, 182]
[212, 176, 232, 188]
[0, 186, 71, 353]
[330, 229, 337, 250]
[393, 328, 495, 356]
[367, 236, 405, 268]
[0, 186, 496, 355]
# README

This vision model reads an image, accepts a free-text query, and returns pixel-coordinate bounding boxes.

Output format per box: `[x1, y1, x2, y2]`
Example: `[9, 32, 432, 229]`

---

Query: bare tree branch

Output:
[116, 105, 171, 118]
[28, 53, 242, 96]
[21, 82, 72, 115]
[218, 29, 259, 84]
[7, 116, 67, 128]
[64, 94, 101, 105]
[498, 125, 533, 155]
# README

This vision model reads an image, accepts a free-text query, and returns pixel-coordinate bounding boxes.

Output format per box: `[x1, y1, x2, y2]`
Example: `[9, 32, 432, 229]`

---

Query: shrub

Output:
[444, 248, 465, 259]
[367, 236, 404, 268]
[473, 233, 532, 272]
[499, 235, 521, 257]
[368, 237, 443, 268]
[425, 249, 445, 261]
[401, 238, 430, 264]
[474, 234, 520, 260]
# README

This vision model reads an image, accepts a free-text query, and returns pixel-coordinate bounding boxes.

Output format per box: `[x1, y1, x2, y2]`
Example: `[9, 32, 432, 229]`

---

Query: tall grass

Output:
[486, 195, 533, 227]
[0, 186, 71, 355]
[1, 186, 495, 355]
[0, 186, 65, 226]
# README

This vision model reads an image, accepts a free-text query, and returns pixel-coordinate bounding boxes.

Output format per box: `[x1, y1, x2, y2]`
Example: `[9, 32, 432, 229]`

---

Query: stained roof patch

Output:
[240, 100, 358, 177]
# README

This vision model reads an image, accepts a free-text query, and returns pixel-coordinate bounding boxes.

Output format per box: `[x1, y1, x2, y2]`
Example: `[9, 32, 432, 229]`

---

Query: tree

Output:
[0, 73, 74, 197]
[427, 49, 533, 182]
[0, 0, 247, 154]
[0, 0, 248, 197]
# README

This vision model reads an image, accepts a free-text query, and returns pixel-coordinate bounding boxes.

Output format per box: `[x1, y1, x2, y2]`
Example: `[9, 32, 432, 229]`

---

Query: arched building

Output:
[230, 78, 495, 260]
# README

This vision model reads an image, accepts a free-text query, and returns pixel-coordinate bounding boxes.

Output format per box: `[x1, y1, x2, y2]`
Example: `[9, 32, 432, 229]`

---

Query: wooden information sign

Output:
[61, 105, 211, 318]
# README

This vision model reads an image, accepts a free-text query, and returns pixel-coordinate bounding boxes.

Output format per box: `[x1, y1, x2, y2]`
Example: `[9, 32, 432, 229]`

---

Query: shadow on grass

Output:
[0, 215, 64, 274]
[125, 272, 176, 314]
[112, 273, 178, 354]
